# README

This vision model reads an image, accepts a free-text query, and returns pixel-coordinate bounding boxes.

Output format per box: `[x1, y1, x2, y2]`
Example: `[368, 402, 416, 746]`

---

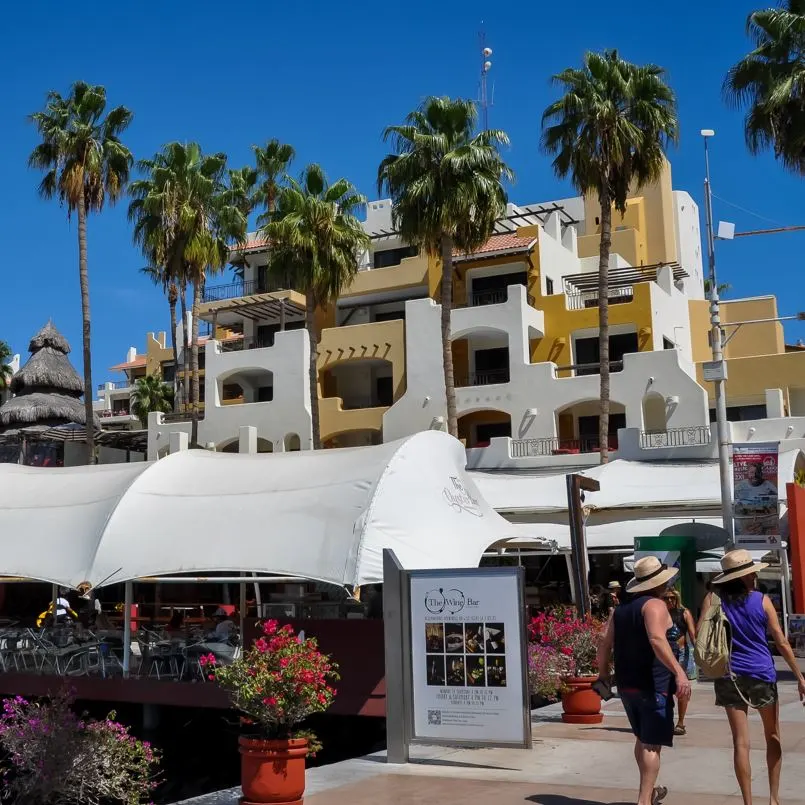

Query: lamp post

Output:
[701, 129, 734, 540]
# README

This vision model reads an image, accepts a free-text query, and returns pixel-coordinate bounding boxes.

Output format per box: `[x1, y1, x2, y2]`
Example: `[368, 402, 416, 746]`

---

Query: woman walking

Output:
[663, 588, 696, 735]
[700, 550, 805, 805]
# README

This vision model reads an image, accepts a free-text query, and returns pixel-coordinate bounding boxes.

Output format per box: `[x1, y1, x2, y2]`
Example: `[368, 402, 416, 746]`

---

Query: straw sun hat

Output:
[711, 549, 769, 585]
[626, 556, 680, 594]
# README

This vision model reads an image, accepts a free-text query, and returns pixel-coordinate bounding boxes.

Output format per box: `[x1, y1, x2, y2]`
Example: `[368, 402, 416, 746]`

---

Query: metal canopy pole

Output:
[122, 581, 133, 678]
[566, 474, 600, 618]
[781, 546, 792, 639]
[383, 548, 410, 764]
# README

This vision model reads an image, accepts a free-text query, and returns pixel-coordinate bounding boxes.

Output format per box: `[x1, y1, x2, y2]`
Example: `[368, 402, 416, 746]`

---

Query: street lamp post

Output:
[701, 129, 734, 540]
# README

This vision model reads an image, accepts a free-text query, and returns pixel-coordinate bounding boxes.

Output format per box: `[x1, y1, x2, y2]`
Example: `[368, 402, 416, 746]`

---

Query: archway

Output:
[319, 358, 395, 408]
[257, 438, 274, 453]
[216, 367, 274, 405]
[284, 433, 301, 452]
[642, 392, 667, 432]
[457, 409, 511, 448]
[322, 429, 382, 449]
[554, 400, 626, 454]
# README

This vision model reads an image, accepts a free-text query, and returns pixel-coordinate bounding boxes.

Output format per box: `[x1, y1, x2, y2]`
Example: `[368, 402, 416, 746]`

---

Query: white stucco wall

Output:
[649, 266, 694, 364]
[148, 328, 313, 459]
[383, 291, 709, 444]
[537, 213, 579, 295]
[674, 191, 705, 299]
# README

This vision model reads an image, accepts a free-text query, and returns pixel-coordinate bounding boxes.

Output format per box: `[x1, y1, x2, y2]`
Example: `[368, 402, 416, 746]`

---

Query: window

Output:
[476, 421, 511, 444]
[546, 277, 554, 296]
[574, 332, 638, 375]
[470, 271, 527, 306]
[374, 309, 405, 323]
[663, 337, 675, 350]
[112, 399, 129, 414]
[373, 246, 418, 269]
[710, 404, 767, 423]
[161, 362, 176, 383]
[472, 347, 510, 385]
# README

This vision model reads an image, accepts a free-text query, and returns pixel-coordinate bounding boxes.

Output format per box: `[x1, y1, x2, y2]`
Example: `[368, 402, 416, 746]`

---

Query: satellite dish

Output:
[659, 522, 729, 551]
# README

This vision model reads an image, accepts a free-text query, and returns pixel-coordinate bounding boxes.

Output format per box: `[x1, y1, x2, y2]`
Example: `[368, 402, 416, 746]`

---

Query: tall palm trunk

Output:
[77, 191, 95, 464]
[306, 289, 321, 449]
[168, 282, 179, 413]
[440, 234, 458, 438]
[190, 275, 204, 446]
[179, 283, 190, 413]
[597, 185, 612, 465]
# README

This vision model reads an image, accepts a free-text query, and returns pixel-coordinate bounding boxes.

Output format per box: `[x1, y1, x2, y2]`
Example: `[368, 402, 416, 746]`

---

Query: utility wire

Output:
[711, 192, 786, 227]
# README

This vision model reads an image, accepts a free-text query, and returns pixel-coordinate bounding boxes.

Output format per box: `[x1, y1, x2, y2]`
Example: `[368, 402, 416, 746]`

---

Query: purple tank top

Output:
[721, 591, 776, 683]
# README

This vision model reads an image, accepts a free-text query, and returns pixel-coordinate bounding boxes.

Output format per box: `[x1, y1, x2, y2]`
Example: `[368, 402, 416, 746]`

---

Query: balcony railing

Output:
[555, 360, 624, 377]
[203, 276, 294, 303]
[510, 436, 618, 457]
[456, 368, 510, 387]
[639, 426, 711, 449]
[470, 288, 507, 307]
[566, 286, 635, 311]
[98, 381, 131, 391]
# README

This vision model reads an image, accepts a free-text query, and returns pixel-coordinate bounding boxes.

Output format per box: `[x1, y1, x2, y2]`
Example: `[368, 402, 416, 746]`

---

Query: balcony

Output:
[203, 277, 293, 303]
[98, 381, 131, 391]
[555, 360, 624, 378]
[565, 286, 634, 311]
[639, 426, 711, 449]
[510, 436, 618, 457]
[318, 396, 387, 443]
[456, 368, 510, 388]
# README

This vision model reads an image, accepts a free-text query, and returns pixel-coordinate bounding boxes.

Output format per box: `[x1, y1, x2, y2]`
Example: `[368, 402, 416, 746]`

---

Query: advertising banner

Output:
[408, 567, 530, 747]
[733, 443, 781, 550]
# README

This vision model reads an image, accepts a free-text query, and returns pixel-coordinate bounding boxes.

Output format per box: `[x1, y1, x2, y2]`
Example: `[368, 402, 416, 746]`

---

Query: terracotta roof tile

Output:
[110, 356, 147, 371]
[454, 232, 536, 259]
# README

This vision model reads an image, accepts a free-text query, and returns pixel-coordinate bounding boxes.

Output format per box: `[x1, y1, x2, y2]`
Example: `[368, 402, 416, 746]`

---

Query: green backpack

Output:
[694, 592, 730, 678]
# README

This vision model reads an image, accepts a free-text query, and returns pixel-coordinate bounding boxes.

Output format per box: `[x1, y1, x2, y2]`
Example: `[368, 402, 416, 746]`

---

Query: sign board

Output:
[702, 360, 728, 382]
[408, 567, 530, 748]
[733, 443, 781, 550]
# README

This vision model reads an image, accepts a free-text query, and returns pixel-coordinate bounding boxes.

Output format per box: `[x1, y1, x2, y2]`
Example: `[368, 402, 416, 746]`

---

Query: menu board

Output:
[733, 443, 780, 550]
[408, 568, 529, 747]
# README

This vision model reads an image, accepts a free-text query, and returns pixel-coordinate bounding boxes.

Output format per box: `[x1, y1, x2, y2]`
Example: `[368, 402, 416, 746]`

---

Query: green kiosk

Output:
[634, 523, 730, 610]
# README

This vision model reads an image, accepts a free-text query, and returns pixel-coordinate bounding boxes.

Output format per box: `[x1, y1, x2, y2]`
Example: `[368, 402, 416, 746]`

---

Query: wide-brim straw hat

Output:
[626, 556, 679, 594]
[712, 549, 769, 585]
[608, 581, 622, 590]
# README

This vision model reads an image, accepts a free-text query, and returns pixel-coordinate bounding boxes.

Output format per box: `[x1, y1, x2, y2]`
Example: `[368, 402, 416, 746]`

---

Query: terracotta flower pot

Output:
[560, 676, 603, 724]
[239, 736, 308, 805]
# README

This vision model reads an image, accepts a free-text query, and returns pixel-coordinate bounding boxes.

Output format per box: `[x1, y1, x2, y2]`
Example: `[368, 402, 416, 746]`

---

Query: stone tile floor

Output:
[177, 679, 805, 804]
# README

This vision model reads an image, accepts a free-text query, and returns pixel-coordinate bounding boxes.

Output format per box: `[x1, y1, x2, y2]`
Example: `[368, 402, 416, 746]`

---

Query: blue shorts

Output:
[620, 689, 675, 747]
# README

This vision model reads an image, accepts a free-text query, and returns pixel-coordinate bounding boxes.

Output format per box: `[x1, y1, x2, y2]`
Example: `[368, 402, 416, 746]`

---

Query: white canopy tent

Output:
[0, 431, 522, 590]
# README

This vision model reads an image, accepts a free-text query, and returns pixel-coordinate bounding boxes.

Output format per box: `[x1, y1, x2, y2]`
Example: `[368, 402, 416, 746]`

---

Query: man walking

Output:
[597, 556, 692, 805]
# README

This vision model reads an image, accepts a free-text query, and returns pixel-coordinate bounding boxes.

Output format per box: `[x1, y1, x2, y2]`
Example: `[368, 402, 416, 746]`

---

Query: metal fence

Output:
[639, 426, 711, 449]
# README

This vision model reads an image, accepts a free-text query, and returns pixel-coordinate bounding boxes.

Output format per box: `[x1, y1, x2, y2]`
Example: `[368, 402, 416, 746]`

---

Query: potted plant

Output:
[0, 692, 160, 803]
[529, 607, 605, 723]
[205, 619, 339, 805]
[527, 642, 571, 707]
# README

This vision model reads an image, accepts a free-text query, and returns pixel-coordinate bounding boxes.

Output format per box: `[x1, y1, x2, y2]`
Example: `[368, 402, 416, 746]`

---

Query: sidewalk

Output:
[179, 679, 805, 805]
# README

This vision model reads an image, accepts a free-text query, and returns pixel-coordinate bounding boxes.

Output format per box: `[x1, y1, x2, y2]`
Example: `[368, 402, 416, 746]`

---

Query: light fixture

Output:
[665, 395, 680, 406]
[701, 129, 715, 138]
[525, 407, 538, 417]
[747, 426, 756, 437]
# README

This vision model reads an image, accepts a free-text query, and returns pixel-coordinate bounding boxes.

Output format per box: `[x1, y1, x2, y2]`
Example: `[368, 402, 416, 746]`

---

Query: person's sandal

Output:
[674, 725, 687, 736]
[652, 786, 669, 805]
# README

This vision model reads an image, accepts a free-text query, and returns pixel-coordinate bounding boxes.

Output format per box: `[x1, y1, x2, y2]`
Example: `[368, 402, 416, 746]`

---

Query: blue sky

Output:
[2, 0, 804, 383]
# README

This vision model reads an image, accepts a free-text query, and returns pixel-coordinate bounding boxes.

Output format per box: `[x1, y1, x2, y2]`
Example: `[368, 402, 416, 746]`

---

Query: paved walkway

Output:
[179, 678, 805, 805]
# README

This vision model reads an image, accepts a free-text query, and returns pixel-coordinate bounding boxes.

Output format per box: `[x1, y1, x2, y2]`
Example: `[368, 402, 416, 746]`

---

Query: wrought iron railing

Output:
[470, 288, 508, 307]
[510, 436, 618, 457]
[565, 286, 635, 311]
[202, 276, 294, 303]
[455, 368, 510, 387]
[98, 381, 131, 391]
[554, 360, 624, 377]
[639, 426, 711, 449]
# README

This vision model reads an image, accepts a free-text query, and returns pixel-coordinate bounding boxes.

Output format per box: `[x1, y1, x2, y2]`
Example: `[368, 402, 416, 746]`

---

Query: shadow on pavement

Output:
[527, 796, 632, 805]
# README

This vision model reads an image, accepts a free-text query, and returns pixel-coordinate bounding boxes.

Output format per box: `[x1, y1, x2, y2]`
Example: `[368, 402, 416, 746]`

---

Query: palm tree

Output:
[29, 81, 133, 462]
[703, 278, 731, 298]
[140, 266, 181, 410]
[129, 143, 246, 444]
[226, 165, 259, 285]
[254, 139, 296, 224]
[542, 51, 678, 463]
[0, 340, 13, 391]
[725, 1, 805, 176]
[378, 97, 513, 438]
[262, 164, 369, 449]
[131, 374, 174, 428]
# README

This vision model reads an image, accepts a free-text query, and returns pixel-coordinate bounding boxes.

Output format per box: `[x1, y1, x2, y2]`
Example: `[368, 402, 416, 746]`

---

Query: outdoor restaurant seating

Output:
[0, 622, 241, 681]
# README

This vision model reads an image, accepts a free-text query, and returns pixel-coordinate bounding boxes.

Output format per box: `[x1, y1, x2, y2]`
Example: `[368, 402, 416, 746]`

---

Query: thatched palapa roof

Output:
[0, 321, 100, 433]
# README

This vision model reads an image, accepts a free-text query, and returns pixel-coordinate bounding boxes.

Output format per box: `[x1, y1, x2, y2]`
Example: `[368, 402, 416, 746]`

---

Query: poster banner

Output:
[789, 615, 805, 658]
[408, 568, 529, 747]
[733, 443, 780, 550]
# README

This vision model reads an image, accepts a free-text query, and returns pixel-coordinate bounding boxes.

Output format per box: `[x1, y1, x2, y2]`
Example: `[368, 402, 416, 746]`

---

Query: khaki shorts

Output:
[714, 676, 778, 709]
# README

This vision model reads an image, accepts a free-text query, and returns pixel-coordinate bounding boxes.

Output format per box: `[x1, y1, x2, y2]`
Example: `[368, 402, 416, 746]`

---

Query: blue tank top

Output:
[721, 591, 776, 683]
[613, 595, 674, 695]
